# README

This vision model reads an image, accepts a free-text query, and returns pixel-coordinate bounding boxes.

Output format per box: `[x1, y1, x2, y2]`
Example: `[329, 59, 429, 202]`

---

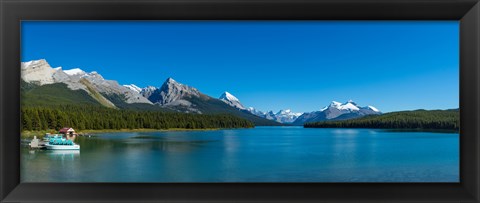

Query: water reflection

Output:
[331, 129, 360, 135]
[46, 150, 80, 161]
[21, 128, 459, 182]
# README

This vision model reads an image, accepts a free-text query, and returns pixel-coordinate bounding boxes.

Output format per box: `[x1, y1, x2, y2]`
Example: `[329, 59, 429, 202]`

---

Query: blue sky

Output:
[22, 21, 459, 113]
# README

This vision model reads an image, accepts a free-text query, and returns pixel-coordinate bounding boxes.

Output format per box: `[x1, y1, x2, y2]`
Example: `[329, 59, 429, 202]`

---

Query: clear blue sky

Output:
[21, 21, 459, 113]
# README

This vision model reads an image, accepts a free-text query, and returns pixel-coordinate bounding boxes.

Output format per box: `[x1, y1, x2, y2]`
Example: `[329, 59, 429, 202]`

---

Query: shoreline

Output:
[21, 128, 225, 138]
[20, 126, 458, 139]
[78, 128, 222, 134]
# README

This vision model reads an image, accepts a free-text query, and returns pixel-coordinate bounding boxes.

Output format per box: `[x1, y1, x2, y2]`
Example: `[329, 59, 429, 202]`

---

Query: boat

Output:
[45, 136, 80, 150]
[43, 133, 61, 142]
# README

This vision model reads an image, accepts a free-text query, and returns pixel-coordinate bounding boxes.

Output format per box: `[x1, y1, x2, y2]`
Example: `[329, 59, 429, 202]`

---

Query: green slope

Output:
[21, 80, 167, 111]
[304, 109, 459, 131]
[21, 81, 102, 107]
[21, 80, 280, 126]
[170, 95, 283, 126]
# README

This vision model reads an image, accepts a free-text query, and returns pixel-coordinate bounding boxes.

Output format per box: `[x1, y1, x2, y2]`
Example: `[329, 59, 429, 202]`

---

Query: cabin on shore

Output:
[59, 127, 75, 135]
[59, 127, 77, 141]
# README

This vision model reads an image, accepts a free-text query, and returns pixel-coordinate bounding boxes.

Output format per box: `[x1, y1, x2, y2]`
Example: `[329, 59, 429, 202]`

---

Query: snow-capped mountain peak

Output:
[219, 91, 245, 110]
[277, 109, 302, 117]
[246, 107, 301, 123]
[338, 101, 360, 111]
[64, 68, 86, 76]
[280, 109, 292, 113]
[276, 109, 302, 116]
[293, 100, 382, 125]
[330, 101, 342, 107]
[220, 92, 240, 102]
[323, 100, 360, 112]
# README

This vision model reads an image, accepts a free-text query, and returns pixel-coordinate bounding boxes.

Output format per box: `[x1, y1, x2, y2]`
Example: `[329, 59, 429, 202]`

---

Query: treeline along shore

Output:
[21, 105, 254, 132]
[304, 109, 459, 131]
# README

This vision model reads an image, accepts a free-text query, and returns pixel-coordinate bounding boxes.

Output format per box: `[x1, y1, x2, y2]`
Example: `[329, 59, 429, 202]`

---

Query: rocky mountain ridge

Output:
[22, 59, 381, 125]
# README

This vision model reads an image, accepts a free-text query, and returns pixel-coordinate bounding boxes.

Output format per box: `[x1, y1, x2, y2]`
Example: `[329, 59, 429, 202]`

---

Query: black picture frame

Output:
[1, 0, 479, 202]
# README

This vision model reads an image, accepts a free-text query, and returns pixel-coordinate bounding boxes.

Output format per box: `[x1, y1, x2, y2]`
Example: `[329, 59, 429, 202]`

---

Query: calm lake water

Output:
[21, 126, 459, 182]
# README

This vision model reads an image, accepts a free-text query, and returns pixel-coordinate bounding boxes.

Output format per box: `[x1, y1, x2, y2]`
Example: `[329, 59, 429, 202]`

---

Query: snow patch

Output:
[64, 68, 86, 76]
[367, 105, 380, 112]
[338, 102, 360, 111]
[123, 84, 142, 93]
[221, 92, 240, 102]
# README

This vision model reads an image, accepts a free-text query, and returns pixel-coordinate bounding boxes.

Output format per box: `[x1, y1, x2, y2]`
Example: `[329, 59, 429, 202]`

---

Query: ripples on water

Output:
[21, 127, 459, 182]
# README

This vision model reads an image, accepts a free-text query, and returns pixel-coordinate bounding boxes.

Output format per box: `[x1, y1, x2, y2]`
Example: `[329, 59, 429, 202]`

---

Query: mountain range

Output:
[20, 59, 280, 126]
[21, 59, 382, 125]
[216, 92, 381, 124]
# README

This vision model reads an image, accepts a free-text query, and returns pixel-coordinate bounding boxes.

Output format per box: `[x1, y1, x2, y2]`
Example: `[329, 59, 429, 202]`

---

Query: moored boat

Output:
[45, 143, 80, 150]
[45, 136, 80, 150]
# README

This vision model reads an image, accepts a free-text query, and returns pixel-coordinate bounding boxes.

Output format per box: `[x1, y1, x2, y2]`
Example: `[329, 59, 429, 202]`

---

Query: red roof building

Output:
[59, 127, 75, 135]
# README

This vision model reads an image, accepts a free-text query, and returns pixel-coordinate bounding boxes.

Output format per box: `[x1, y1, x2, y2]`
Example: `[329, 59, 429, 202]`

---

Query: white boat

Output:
[45, 136, 80, 150]
[45, 143, 80, 150]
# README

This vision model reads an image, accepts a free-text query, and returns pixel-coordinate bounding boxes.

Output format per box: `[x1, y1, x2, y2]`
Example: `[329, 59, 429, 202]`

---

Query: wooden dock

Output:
[28, 136, 46, 149]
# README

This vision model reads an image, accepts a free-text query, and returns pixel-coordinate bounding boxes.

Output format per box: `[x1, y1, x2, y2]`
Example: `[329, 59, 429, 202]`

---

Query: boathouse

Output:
[59, 127, 75, 135]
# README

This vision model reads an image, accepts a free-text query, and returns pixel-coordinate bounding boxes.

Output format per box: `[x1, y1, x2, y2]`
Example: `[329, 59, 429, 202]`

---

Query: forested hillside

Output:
[304, 109, 459, 131]
[21, 81, 278, 126]
[21, 105, 254, 131]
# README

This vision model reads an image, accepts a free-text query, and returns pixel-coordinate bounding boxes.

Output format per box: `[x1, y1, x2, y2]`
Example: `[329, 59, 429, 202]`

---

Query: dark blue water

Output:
[21, 127, 459, 182]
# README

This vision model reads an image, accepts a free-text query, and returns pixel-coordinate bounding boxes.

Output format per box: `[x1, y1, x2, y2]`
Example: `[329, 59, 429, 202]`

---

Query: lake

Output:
[21, 126, 459, 182]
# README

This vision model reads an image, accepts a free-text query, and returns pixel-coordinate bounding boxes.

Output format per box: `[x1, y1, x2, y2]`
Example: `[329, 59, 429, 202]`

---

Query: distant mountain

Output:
[217, 91, 302, 124]
[247, 107, 302, 124]
[292, 100, 381, 125]
[274, 109, 303, 123]
[219, 92, 246, 110]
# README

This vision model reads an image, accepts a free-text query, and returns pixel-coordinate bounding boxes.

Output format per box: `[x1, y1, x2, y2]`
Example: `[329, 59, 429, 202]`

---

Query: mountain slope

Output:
[185, 96, 283, 126]
[143, 78, 281, 126]
[21, 81, 102, 107]
[79, 78, 117, 108]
